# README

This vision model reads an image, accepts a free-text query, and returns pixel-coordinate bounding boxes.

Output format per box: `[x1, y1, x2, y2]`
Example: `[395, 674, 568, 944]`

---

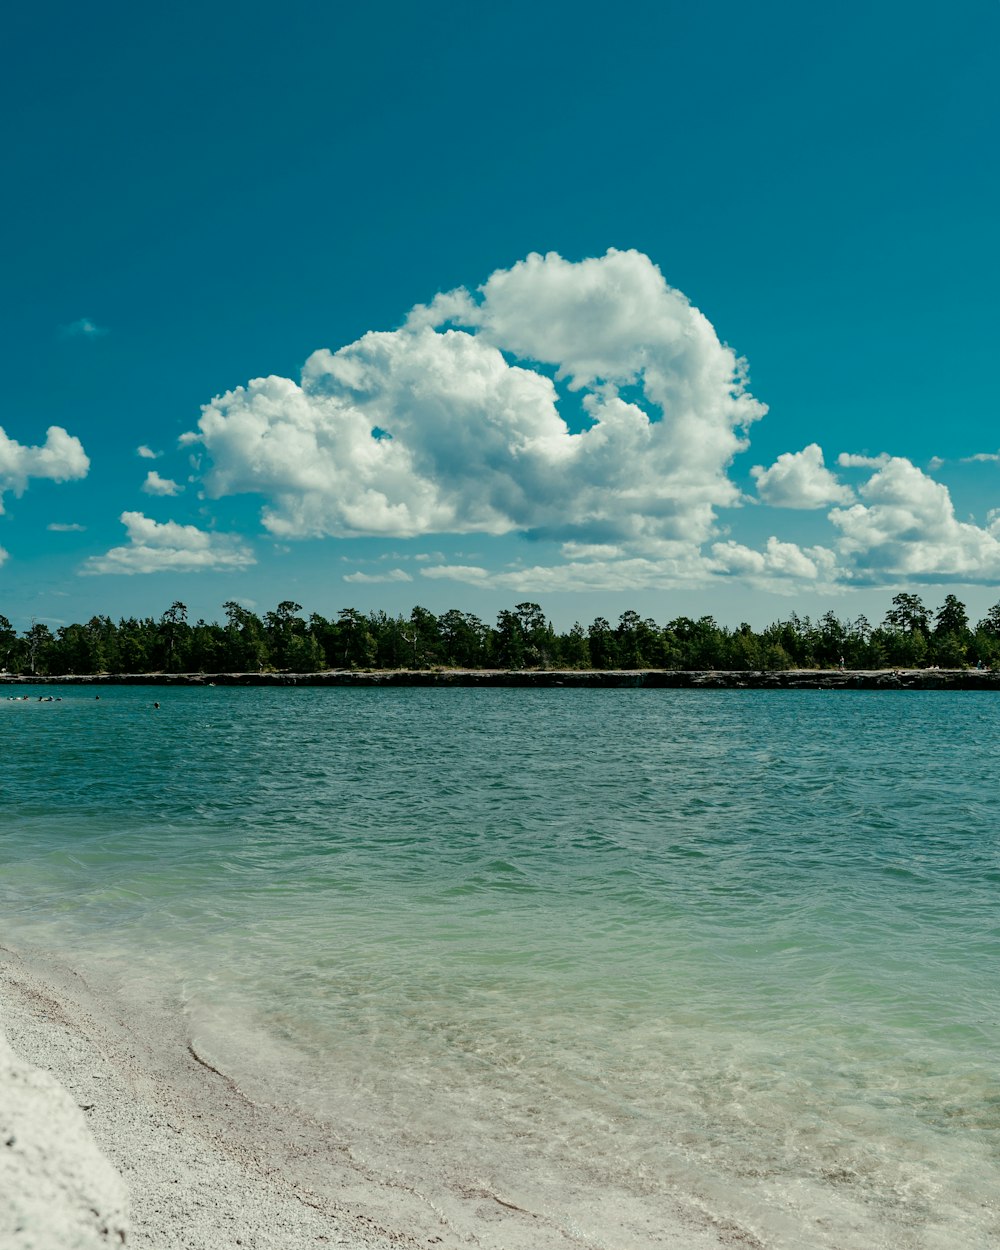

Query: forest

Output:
[2, 592, 999, 676]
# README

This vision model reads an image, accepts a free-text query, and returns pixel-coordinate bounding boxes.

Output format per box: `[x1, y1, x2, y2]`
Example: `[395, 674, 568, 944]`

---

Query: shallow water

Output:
[2, 686, 999, 1247]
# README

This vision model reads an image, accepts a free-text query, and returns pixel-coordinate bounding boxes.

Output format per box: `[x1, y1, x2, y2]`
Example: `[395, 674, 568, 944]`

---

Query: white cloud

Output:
[137, 445, 161, 460]
[0, 545, 7, 567]
[61, 317, 108, 338]
[165, 249, 1000, 592]
[141, 470, 183, 497]
[963, 452, 1000, 463]
[561, 541, 623, 560]
[0, 425, 90, 514]
[81, 512, 255, 575]
[421, 564, 491, 584]
[47, 522, 86, 532]
[837, 452, 891, 469]
[829, 457, 1000, 580]
[711, 536, 838, 583]
[751, 444, 853, 509]
[343, 568, 413, 584]
[186, 249, 765, 555]
[420, 542, 728, 591]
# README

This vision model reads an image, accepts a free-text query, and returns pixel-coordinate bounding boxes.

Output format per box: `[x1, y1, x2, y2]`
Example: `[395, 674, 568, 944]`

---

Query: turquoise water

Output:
[2, 687, 999, 1247]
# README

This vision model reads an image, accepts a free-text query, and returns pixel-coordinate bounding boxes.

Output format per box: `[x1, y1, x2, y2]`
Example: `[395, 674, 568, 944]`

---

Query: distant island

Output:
[2, 591, 997, 677]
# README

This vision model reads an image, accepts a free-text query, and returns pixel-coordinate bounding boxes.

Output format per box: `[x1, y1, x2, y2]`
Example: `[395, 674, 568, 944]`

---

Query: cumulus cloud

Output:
[141, 470, 183, 497]
[829, 457, 1000, 580]
[166, 249, 1000, 592]
[711, 536, 838, 583]
[751, 444, 853, 509]
[81, 512, 255, 575]
[137, 445, 160, 460]
[0, 425, 90, 513]
[186, 249, 765, 557]
[343, 568, 413, 584]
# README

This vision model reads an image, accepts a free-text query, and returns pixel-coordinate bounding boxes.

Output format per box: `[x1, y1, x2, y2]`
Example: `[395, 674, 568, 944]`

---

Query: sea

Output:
[2, 685, 998, 1248]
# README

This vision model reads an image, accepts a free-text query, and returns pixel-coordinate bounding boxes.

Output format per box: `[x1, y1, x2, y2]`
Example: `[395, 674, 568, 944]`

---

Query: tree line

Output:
[2, 592, 999, 676]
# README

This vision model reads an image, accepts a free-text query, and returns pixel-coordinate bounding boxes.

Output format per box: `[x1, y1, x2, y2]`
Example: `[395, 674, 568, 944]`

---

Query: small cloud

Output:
[0, 545, 7, 567]
[137, 445, 161, 460]
[712, 536, 836, 583]
[178, 431, 200, 446]
[342, 568, 413, 584]
[47, 522, 87, 532]
[0, 424, 90, 514]
[927, 456, 945, 470]
[142, 470, 184, 497]
[837, 452, 891, 469]
[963, 452, 1000, 464]
[61, 317, 108, 339]
[751, 444, 852, 509]
[420, 564, 491, 583]
[81, 512, 255, 575]
[561, 541, 622, 560]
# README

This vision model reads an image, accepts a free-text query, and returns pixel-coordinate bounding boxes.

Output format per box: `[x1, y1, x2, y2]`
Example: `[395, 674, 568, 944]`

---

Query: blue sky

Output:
[3, 0, 999, 632]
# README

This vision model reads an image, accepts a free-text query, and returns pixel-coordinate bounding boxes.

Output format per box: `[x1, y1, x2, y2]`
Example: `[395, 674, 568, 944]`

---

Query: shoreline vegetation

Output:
[3, 590, 1000, 679]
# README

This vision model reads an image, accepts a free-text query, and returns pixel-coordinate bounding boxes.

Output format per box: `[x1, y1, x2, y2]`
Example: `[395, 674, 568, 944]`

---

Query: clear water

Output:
[2, 686, 999, 1247]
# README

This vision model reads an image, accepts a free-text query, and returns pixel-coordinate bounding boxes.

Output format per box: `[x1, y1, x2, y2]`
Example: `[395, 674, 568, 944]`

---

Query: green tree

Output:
[934, 594, 969, 637]
[439, 609, 489, 667]
[158, 601, 191, 671]
[560, 622, 589, 668]
[333, 608, 377, 668]
[884, 593, 931, 635]
[928, 595, 969, 667]
[616, 610, 655, 668]
[495, 609, 526, 668]
[587, 617, 618, 669]
[223, 601, 267, 670]
[514, 602, 554, 667]
[23, 620, 54, 675]
[400, 606, 441, 667]
[0, 614, 21, 672]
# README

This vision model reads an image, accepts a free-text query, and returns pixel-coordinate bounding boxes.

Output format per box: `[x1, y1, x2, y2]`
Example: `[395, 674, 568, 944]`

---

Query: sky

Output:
[2, 0, 999, 633]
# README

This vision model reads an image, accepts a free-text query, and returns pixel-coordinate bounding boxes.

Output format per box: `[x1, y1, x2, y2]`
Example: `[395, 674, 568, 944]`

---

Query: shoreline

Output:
[2, 666, 998, 689]
[0, 944, 735, 1250]
[0, 945, 402, 1250]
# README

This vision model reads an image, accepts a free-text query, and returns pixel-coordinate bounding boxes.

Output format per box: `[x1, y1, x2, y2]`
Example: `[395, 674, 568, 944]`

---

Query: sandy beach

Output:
[0, 943, 739, 1250]
[0, 945, 409, 1250]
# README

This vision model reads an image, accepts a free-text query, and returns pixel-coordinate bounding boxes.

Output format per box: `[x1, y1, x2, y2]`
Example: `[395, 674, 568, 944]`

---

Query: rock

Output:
[0, 1030, 129, 1248]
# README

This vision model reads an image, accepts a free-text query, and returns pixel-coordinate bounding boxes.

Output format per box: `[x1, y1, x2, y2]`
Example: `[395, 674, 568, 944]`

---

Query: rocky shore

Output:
[2, 667, 998, 689]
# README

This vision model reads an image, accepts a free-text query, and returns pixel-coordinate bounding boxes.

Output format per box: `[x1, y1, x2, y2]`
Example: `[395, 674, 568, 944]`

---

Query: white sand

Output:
[1, 944, 741, 1249]
[0, 948, 407, 1250]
